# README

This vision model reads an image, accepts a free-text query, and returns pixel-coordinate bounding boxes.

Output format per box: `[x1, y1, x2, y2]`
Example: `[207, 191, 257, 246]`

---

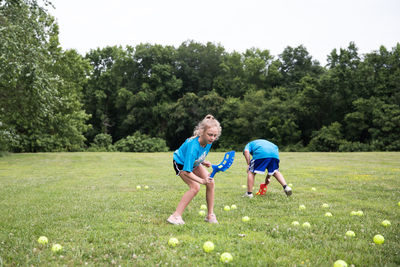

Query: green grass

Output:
[0, 152, 399, 266]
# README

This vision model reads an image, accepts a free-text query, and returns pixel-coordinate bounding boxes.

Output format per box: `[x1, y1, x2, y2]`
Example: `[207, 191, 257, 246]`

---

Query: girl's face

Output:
[200, 127, 219, 145]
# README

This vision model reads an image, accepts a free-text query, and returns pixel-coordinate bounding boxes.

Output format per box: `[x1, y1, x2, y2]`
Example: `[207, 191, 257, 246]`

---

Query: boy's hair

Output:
[192, 114, 222, 140]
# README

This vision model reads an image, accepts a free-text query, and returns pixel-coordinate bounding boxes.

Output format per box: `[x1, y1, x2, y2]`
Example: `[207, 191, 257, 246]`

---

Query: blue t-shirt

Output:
[173, 137, 212, 172]
[243, 139, 279, 160]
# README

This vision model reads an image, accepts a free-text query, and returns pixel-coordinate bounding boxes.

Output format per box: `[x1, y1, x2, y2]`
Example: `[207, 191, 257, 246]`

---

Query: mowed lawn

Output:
[0, 152, 399, 266]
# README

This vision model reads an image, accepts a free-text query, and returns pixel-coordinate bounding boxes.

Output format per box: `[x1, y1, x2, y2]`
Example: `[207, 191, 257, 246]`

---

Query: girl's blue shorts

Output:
[249, 158, 280, 175]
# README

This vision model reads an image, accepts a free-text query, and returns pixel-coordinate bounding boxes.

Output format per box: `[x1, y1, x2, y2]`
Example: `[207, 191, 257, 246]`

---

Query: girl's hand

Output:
[202, 161, 211, 168]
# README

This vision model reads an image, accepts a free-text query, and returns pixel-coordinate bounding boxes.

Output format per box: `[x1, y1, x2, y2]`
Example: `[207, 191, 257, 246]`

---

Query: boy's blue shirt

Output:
[173, 137, 212, 172]
[244, 139, 279, 160]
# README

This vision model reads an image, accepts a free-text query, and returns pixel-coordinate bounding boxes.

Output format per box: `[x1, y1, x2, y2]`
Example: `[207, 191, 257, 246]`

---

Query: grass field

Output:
[0, 152, 399, 266]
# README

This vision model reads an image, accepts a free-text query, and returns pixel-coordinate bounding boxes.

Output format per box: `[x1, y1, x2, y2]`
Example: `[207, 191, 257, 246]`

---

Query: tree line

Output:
[1, 0, 399, 153]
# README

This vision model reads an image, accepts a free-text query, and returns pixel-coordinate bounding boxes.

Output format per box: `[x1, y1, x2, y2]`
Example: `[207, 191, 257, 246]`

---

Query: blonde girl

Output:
[168, 115, 222, 225]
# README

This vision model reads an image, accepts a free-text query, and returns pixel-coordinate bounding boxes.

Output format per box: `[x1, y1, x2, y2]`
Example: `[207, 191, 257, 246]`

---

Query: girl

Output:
[167, 115, 222, 225]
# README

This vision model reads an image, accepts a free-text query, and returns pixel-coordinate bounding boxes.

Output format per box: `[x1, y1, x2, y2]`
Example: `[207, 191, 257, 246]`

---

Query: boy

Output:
[243, 139, 292, 198]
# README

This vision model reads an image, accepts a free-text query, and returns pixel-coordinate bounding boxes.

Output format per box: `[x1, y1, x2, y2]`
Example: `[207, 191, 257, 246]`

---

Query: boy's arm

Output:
[243, 150, 251, 166]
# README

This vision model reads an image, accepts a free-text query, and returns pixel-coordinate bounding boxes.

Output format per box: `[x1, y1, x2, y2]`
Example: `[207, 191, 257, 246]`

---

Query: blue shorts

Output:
[249, 158, 280, 175]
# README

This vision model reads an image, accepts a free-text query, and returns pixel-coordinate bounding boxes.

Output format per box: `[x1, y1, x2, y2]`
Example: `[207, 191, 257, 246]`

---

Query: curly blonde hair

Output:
[192, 114, 222, 140]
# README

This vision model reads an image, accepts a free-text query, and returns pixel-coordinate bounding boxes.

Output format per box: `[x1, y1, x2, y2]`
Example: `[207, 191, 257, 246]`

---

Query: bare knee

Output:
[189, 183, 201, 194]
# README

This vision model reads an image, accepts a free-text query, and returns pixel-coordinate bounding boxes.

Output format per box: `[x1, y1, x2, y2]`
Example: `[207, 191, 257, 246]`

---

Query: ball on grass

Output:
[325, 212, 333, 217]
[299, 205, 306, 210]
[333, 259, 348, 267]
[345, 231, 355, 237]
[350, 211, 357, 216]
[168, 237, 179, 247]
[322, 203, 329, 208]
[241, 185, 247, 188]
[242, 216, 250, 222]
[51, 244, 63, 253]
[381, 220, 391, 227]
[144, 185, 149, 189]
[356, 210, 364, 216]
[220, 252, 233, 263]
[311, 187, 316, 191]
[200, 204, 207, 210]
[373, 234, 384, 245]
[230, 204, 237, 210]
[302, 222, 311, 228]
[37, 236, 48, 245]
[199, 210, 206, 216]
[203, 241, 215, 252]
[136, 185, 141, 190]
[224, 205, 231, 211]
[291, 221, 300, 226]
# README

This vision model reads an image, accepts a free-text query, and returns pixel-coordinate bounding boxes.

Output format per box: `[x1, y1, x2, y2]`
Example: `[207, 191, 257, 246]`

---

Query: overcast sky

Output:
[49, 0, 399, 65]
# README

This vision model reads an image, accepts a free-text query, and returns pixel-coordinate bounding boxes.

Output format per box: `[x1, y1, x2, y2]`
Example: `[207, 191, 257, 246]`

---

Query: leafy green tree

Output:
[0, 0, 90, 151]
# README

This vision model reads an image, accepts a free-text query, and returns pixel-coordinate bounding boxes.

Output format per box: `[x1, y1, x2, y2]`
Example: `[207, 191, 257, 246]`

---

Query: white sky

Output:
[49, 0, 400, 65]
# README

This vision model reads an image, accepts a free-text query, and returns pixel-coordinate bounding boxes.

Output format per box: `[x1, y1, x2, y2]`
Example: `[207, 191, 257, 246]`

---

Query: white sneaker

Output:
[167, 215, 185, 225]
[284, 186, 292, 196]
[204, 214, 218, 224]
[242, 192, 254, 198]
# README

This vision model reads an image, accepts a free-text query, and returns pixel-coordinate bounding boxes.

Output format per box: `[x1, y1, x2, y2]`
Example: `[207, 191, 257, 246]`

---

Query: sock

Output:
[283, 185, 287, 189]
[247, 192, 252, 195]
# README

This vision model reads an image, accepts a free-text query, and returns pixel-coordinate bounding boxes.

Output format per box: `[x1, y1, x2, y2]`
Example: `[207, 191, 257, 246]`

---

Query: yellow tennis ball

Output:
[230, 204, 237, 210]
[220, 252, 233, 263]
[356, 210, 364, 216]
[203, 241, 215, 253]
[37, 236, 48, 245]
[291, 221, 300, 226]
[333, 259, 348, 267]
[345, 231, 355, 237]
[325, 212, 333, 217]
[51, 244, 63, 253]
[224, 205, 231, 211]
[302, 222, 311, 228]
[198, 210, 206, 216]
[373, 234, 384, 245]
[322, 203, 329, 208]
[299, 205, 306, 210]
[136, 185, 141, 190]
[200, 204, 207, 210]
[242, 216, 250, 222]
[350, 211, 357, 216]
[168, 237, 179, 247]
[381, 220, 391, 227]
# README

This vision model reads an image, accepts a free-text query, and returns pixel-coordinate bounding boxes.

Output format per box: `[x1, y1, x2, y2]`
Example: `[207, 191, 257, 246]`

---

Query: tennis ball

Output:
[199, 210, 206, 216]
[230, 204, 237, 210]
[168, 237, 179, 247]
[200, 204, 207, 210]
[345, 230, 355, 237]
[322, 203, 329, 208]
[381, 220, 391, 227]
[325, 212, 333, 217]
[333, 259, 348, 267]
[288, 183, 293, 187]
[136, 185, 141, 190]
[398, 201, 400, 207]
[242, 216, 250, 222]
[299, 204, 306, 210]
[51, 244, 63, 253]
[350, 211, 357, 216]
[37, 236, 48, 245]
[291, 221, 300, 226]
[203, 241, 215, 252]
[144, 185, 149, 189]
[224, 205, 231, 211]
[356, 210, 364, 216]
[311, 187, 316, 191]
[241, 185, 247, 188]
[373, 234, 384, 245]
[220, 252, 233, 263]
[302, 222, 311, 228]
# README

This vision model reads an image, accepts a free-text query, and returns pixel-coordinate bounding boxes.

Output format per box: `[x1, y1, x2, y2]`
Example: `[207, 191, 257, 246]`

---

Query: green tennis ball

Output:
[242, 216, 250, 222]
[230, 204, 237, 210]
[51, 244, 63, 253]
[333, 259, 348, 267]
[224, 205, 231, 211]
[220, 252, 233, 263]
[291, 221, 300, 226]
[198, 210, 206, 216]
[136, 185, 141, 190]
[299, 204, 306, 210]
[200, 204, 207, 210]
[302, 222, 311, 228]
[322, 203, 329, 208]
[168, 237, 179, 247]
[203, 241, 215, 253]
[345, 230, 355, 237]
[311, 187, 316, 191]
[373, 234, 384, 245]
[37, 236, 48, 245]
[381, 220, 391, 227]
[356, 210, 364, 216]
[325, 212, 333, 217]
[350, 211, 357, 216]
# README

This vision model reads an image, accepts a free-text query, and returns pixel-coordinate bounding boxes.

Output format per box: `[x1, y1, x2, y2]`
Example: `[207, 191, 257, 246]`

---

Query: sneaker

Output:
[256, 183, 268, 195]
[204, 214, 218, 224]
[167, 215, 185, 225]
[284, 186, 292, 196]
[242, 192, 254, 198]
